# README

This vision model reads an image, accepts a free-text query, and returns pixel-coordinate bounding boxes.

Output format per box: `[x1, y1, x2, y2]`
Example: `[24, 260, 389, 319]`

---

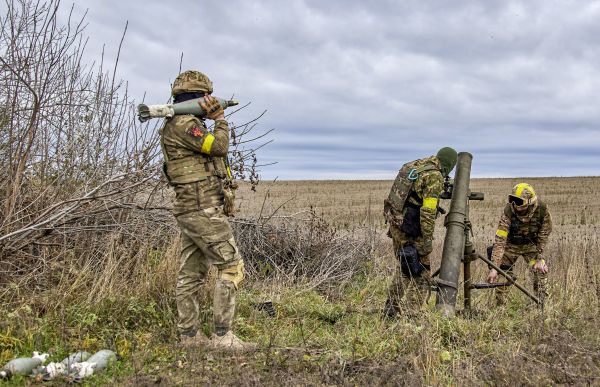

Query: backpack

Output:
[384, 161, 437, 227]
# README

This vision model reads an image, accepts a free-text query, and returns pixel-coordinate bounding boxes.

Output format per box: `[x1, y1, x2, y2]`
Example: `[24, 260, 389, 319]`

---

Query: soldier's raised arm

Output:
[197, 95, 230, 157]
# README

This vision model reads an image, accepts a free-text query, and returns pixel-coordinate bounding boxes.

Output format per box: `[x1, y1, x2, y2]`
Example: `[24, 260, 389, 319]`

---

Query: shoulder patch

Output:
[186, 126, 204, 138]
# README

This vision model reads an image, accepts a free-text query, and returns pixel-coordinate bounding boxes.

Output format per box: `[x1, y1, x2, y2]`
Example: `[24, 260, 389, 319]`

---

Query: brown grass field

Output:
[2, 2, 599, 384]
[1, 177, 599, 386]
[237, 176, 600, 297]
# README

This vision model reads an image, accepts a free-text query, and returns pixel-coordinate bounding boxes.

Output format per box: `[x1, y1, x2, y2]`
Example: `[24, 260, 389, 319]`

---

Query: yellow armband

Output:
[201, 133, 215, 154]
[423, 197, 438, 209]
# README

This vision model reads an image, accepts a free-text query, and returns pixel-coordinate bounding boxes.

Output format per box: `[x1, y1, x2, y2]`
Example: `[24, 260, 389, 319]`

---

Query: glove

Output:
[487, 269, 498, 283]
[531, 259, 548, 273]
[199, 95, 224, 120]
[416, 239, 433, 256]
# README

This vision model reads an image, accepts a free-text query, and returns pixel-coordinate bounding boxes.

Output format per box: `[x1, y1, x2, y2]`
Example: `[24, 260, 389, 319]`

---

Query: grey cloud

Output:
[59, 0, 600, 179]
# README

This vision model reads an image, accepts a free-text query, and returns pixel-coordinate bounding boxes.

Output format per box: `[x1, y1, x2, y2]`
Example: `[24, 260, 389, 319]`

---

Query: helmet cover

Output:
[509, 183, 538, 213]
[172, 70, 213, 96]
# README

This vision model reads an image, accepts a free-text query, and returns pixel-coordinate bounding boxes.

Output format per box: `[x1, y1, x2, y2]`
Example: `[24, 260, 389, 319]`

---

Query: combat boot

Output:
[209, 331, 257, 351]
[179, 330, 209, 348]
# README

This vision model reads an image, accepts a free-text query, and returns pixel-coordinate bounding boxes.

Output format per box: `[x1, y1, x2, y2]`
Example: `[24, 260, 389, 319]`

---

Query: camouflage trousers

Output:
[385, 225, 432, 316]
[494, 243, 548, 305]
[175, 206, 244, 336]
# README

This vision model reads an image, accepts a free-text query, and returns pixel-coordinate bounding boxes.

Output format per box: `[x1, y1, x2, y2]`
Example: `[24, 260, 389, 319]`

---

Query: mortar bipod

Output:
[471, 252, 541, 305]
[430, 231, 542, 309]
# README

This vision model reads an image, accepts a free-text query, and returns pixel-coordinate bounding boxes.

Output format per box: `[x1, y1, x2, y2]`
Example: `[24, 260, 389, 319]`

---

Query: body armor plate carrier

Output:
[504, 201, 547, 245]
[163, 155, 226, 185]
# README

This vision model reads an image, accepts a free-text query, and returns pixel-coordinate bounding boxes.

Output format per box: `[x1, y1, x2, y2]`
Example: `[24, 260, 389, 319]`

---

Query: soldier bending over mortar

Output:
[487, 183, 553, 305]
[383, 147, 458, 317]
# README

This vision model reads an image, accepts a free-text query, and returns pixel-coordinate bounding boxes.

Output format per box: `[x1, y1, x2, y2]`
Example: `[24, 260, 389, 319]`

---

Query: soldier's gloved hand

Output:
[487, 269, 498, 283]
[416, 239, 433, 256]
[199, 95, 224, 120]
[532, 259, 548, 273]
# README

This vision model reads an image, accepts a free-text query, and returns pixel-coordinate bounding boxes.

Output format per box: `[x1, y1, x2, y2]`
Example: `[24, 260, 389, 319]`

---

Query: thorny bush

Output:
[0, 0, 268, 296]
[233, 210, 376, 292]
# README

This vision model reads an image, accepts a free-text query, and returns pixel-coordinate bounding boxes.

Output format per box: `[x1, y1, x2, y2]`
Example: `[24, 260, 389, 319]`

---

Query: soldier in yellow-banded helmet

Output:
[383, 147, 458, 318]
[487, 183, 553, 305]
[160, 70, 254, 350]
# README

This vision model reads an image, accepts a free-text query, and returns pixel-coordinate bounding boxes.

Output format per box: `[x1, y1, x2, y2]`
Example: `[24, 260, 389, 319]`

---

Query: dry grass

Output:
[236, 176, 600, 228]
[236, 177, 600, 306]
[1, 177, 599, 385]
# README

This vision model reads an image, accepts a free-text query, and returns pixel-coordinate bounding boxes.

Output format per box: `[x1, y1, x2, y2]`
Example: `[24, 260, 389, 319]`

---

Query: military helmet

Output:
[436, 147, 458, 176]
[172, 70, 213, 96]
[509, 183, 537, 213]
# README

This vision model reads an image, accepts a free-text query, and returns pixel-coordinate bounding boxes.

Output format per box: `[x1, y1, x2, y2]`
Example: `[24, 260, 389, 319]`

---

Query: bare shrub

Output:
[0, 0, 270, 303]
[232, 208, 376, 293]
[0, 0, 168, 293]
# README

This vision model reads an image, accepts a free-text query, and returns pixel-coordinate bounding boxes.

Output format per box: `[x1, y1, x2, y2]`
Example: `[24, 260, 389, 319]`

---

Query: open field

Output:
[1, 177, 599, 386]
[237, 176, 600, 297]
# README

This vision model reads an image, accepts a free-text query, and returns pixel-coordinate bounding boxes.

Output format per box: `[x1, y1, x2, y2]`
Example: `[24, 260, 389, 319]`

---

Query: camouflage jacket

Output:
[160, 115, 230, 215]
[491, 201, 553, 265]
[405, 156, 445, 242]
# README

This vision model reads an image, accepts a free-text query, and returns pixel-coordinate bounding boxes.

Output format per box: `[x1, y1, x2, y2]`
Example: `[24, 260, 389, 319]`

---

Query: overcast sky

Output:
[58, 1, 600, 179]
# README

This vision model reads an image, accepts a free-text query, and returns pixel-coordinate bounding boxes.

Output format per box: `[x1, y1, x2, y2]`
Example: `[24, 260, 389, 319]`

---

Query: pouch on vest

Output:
[164, 156, 213, 185]
[398, 244, 425, 277]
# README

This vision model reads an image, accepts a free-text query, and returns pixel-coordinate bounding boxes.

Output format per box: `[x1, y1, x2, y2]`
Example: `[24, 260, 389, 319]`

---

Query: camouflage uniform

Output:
[385, 156, 445, 315]
[490, 194, 553, 305]
[160, 71, 244, 338]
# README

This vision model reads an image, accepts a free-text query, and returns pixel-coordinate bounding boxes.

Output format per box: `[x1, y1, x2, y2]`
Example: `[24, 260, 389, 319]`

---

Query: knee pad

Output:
[218, 260, 245, 289]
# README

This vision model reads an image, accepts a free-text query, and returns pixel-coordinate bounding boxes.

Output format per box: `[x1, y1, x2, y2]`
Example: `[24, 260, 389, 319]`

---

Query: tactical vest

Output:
[504, 201, 547, 245]
[160, 134, 227, 185]
[384, 161, 437, 226]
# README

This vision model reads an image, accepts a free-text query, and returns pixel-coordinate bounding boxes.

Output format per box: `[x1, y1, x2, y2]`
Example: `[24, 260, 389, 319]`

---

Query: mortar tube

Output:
[435, 152, 473, 317]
